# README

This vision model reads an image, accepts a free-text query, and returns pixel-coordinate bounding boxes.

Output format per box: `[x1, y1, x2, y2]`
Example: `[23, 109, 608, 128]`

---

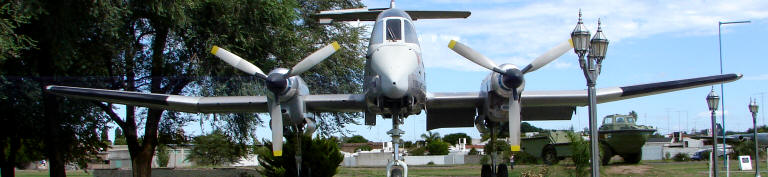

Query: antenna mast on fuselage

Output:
[390, 0, 395, 9]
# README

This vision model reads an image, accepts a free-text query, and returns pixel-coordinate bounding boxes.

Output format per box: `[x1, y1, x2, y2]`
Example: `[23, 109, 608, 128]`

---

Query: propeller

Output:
[211, 42, 341, 156]
[448, 39, 573, 152]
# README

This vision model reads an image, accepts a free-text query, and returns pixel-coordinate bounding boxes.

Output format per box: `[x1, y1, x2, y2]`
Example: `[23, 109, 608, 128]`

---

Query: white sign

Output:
[739, 155, 753, 171]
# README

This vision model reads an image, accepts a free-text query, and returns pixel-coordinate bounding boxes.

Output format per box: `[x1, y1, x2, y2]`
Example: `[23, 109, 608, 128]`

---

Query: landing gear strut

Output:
[386, 113, 408, 177]
[481, 123, 508, 177]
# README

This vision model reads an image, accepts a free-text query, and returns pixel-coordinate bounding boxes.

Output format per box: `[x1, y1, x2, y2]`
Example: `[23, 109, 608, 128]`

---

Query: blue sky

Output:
[332, 0, 768, 142]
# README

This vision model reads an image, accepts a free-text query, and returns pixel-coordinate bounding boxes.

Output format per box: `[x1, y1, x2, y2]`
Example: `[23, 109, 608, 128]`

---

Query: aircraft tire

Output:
[542, 145, 559, 165]
[481, 164, 492, 177]
[623, 152, 642, 164]
[390, 168, 403, 177]
[496, 164, 509, 177]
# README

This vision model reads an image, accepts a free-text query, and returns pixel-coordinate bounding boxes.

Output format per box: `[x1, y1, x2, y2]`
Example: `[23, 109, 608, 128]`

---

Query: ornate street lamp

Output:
[750, 98, 760, 177]
[708, 89, 720, 177]
[571, 10, 608, 177]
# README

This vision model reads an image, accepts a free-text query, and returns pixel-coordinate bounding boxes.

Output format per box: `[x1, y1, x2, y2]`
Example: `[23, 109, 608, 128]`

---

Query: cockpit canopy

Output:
[370, 10, 419, 45]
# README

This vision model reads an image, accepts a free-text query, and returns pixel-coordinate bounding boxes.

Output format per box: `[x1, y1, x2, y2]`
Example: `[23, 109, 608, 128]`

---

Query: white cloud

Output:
[409, 0, 768, 71]
[696, 110, 729, 118]
[745, 74, 768, 80]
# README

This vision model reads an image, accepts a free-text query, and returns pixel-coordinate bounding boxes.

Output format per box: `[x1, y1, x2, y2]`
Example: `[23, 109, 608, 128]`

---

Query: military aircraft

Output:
[46, 1, 744, 177]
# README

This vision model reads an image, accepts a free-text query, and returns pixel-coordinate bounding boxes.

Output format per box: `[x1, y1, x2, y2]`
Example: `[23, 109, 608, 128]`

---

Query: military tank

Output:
[598, 114, 656, 164]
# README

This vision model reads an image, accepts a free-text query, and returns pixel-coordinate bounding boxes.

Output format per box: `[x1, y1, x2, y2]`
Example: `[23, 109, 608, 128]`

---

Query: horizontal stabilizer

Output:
[314, 8, 470, 24]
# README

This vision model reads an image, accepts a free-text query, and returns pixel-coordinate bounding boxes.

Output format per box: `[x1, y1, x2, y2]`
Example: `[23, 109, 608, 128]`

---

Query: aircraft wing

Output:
[425, 73, 742, 130]
[314, 8, 470, 24]
[45, 85, 366, 113]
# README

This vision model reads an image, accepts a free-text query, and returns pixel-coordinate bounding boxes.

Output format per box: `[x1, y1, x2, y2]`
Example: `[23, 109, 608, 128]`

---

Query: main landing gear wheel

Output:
[496, 164, 508, 177]
[542, 145, 559, 165]
[390, 168, 403, 177]
[481, 164, 492, 177]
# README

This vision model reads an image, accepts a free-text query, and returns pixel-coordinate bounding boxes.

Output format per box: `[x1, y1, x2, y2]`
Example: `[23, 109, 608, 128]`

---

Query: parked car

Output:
[691, 149, 724, 161]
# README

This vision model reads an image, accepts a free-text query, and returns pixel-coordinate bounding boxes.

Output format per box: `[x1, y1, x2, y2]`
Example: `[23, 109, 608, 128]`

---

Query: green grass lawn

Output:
[15, 170, 92, 177]
[11, 160, 768, 177]
[337, 160, 768, 177]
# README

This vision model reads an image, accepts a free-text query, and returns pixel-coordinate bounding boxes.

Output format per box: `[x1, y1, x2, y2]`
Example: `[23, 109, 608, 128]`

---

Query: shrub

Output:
[409, 147, 426, 156]
[513, 151, 539, 164]
[258, 135, 343, 177]
[426, 140, 450, 155]
[355, 145, 372, 152]
[188, 130, 247, 166]
[156, 144, 170, 167]
[665, 152, 671, 161]
[566, 132, 590, 177]
[468, 148, 480, 155]
[673, 153, 690, 162]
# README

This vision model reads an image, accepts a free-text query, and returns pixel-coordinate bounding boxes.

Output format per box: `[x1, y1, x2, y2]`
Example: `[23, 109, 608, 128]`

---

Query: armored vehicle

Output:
[598, 114, 656, 164]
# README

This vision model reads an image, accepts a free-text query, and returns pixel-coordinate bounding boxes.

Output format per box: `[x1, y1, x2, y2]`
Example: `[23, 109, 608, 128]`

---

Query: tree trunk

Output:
[43, 91, 67, 177]
[1, 163, 14, 177]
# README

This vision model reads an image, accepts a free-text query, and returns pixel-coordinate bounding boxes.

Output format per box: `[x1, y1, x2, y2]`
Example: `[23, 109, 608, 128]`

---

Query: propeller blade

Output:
[448, 40, 505, 74]
[521, 39, 574, 74]
[269, 96, 284, 157]
[508, 96, 522, 152]
[211, 46, 268, 79]
[288, 42, 341, 76]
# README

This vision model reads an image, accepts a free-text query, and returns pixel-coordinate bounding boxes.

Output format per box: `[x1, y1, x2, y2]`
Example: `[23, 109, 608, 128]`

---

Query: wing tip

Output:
[331, 41, 341, 50]
[211, 46, 220, 55]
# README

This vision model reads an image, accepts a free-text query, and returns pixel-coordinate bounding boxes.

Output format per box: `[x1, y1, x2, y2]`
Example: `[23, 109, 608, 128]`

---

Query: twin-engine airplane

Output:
[46, 1, 743, 176]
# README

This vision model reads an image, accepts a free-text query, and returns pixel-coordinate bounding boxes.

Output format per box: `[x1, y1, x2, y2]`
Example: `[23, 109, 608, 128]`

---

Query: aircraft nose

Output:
[381, 75, 409, 99]
[371, 45, 418, 99]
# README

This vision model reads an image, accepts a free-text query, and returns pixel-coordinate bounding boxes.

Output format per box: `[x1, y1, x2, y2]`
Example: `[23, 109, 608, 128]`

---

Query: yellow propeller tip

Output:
[273, 150, 283, 157]
[568, 38, 574, 47]
[211, 46, 220, 55]
[448, 40, 457, 49]
[510, 145, 521, 152]
[331, 41, 341, 50]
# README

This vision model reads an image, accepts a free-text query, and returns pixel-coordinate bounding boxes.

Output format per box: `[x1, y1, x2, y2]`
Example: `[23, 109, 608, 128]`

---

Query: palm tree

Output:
[421, 131, 441, 143]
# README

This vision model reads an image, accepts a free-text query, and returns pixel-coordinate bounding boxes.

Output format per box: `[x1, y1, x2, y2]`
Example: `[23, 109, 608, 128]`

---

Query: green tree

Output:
[566, 132, 590, 177]
[426, 140, 450, 155]
[521, 122, 545, 133]
[443, 133, 472, 145]
[258, 134, 343, 177]
[355, 145, 372, 152]
[421, 131, 441, 144]
[345, 135, 369, 143]
[155, 145, 170, 167]
[629, 110, 638, 118]
[113, 128, 127, 145]
[187, 130, 247, 166]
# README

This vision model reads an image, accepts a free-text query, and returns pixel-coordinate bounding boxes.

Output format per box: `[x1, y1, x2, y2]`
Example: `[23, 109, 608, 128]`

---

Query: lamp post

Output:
[718, 20, 750, 175]
[708, 89, 720, 177]
[750, 98, 760, 177]
[571, 10, 608, 177]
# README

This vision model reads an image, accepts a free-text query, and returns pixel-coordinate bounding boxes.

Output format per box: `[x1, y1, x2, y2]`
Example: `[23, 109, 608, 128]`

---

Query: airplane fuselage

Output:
[364, 9, 426, 118]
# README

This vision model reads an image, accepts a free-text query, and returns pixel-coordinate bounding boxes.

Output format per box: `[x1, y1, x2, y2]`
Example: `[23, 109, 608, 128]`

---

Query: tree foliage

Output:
[345, 135, 369, 143]
[521, 122, 545, 133]
[566, 132, 590, 177]
[443, 133, 472, 145]
[258, 134, 343, 177]
[426, 140, 450, 155]
[421, 131, 441, 144]
[188, 130, 247, 166]
[155, 145, 169, 167]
